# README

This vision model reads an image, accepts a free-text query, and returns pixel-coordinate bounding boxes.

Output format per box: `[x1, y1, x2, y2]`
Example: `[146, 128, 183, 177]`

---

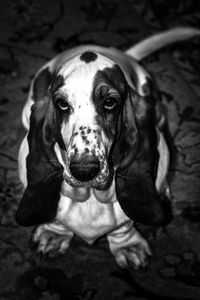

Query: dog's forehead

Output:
[59, 51, 115, 73]
[56, 52, 116, 92]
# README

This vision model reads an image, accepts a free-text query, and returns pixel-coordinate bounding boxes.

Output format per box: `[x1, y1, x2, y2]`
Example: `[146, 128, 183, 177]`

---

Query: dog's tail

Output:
[125, 27, 200, 61]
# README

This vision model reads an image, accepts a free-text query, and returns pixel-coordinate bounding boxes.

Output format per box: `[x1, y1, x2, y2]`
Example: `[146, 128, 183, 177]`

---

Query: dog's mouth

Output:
[63, 156, 112, 190]
[63, 171, 111, 190]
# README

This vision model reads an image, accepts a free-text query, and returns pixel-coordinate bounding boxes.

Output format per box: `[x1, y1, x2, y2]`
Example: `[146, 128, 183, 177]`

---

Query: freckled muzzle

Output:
[69, 153, 101, 182]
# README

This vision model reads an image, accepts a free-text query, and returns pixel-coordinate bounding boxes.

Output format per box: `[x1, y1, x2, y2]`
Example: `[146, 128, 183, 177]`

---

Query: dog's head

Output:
[51, 52, 130, 190]
[16, 50, 169, 226]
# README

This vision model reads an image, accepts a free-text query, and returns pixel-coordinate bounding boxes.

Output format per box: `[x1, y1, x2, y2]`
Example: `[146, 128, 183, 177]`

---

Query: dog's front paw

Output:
[32, 224, 74, 256]
[108, 224, 152, 269]
[114, 233, 152, 269]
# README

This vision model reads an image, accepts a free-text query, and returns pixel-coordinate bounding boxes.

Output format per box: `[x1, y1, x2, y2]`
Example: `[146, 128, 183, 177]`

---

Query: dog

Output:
[16, 27, 200, 269]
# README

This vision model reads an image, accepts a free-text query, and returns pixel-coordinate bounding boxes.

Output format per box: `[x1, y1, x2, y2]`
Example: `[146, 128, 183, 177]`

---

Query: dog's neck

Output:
[61, 178, 117, 204]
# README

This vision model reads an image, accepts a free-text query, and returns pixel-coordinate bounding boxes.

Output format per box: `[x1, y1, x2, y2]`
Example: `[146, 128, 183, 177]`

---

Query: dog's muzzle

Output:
[69, 153, 101, 182]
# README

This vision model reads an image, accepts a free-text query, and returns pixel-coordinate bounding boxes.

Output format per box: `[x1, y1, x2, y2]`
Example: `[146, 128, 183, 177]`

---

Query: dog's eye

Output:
[56, 97, 69, 111]
[104, 97, 118, 111]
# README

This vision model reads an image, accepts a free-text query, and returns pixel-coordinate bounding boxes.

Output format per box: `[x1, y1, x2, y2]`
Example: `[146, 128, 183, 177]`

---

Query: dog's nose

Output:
[70, 154, 100, 182]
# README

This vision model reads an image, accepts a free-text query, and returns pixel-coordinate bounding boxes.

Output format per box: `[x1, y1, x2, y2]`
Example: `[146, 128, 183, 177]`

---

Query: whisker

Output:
[116, 172, 134, 180]
[45, 169, 63, 182]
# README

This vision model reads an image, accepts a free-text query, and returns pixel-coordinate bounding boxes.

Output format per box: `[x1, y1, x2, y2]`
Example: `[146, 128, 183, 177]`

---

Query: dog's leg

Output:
[107, 220, 152, 269]
[33, 222, 74, 256]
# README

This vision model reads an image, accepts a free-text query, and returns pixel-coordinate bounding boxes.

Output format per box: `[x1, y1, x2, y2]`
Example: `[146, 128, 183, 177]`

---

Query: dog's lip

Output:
[63, 169, 111, 189]
[94, 175, 113, 190]
[63, 175, 102, 187]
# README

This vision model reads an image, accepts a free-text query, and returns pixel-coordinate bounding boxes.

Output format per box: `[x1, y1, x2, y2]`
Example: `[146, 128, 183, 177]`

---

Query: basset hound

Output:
[16, 27, 200, 269]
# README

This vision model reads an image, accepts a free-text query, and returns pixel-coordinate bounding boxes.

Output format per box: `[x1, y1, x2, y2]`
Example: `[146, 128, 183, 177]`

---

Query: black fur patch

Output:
[32, 67, 52, 101]
[51, 74, 65, 94]
[92, 64, 127, 140]
[80, 51, 98, 63]
[16, 100, 64, 226]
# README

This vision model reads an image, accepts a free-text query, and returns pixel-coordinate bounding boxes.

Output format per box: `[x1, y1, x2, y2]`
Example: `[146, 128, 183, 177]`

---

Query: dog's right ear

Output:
[16, 69, 64, 227]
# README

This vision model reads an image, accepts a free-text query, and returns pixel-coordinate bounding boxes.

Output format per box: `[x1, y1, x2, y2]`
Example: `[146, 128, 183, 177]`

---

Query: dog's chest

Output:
[56, 189, 129, 244]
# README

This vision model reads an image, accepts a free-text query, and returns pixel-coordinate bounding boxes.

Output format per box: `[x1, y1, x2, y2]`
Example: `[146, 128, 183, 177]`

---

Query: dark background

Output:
[1, 0, 200, 299]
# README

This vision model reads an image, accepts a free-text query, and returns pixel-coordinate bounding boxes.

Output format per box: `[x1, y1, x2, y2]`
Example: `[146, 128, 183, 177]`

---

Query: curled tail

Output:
[125, 27, 200, 61]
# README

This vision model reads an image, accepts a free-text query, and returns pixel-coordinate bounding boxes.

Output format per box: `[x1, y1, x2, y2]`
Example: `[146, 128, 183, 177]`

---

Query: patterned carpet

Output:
[1, 0, 200, 299]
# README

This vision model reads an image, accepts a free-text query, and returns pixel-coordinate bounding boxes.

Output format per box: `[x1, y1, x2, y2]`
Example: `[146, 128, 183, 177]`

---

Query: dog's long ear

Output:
[114, 78, 170, 225]
[16, 70, 64, 226]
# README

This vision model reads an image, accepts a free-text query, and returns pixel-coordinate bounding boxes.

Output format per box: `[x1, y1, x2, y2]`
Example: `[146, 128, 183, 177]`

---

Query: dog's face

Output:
[17, 49, 170, 227]
[51, 51, 128, 189]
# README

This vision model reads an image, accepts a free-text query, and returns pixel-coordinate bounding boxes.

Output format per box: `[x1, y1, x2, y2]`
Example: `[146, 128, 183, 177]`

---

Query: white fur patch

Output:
[18, 135, 28, 188]
[56, 181, 130, 244]
[155, 128, 170, 193]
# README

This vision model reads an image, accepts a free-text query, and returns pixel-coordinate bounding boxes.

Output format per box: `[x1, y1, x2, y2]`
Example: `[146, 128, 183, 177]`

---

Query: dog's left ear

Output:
[16, 91, 64, 226]
[113, 78, 170, 225]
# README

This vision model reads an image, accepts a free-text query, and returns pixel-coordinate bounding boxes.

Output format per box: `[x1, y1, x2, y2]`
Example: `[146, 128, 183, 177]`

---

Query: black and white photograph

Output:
[1, 0, 200, 299]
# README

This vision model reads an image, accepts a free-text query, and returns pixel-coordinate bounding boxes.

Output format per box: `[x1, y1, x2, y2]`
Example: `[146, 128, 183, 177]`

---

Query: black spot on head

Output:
[80, 51, 98, 63]
[87, 128, 91, 134]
